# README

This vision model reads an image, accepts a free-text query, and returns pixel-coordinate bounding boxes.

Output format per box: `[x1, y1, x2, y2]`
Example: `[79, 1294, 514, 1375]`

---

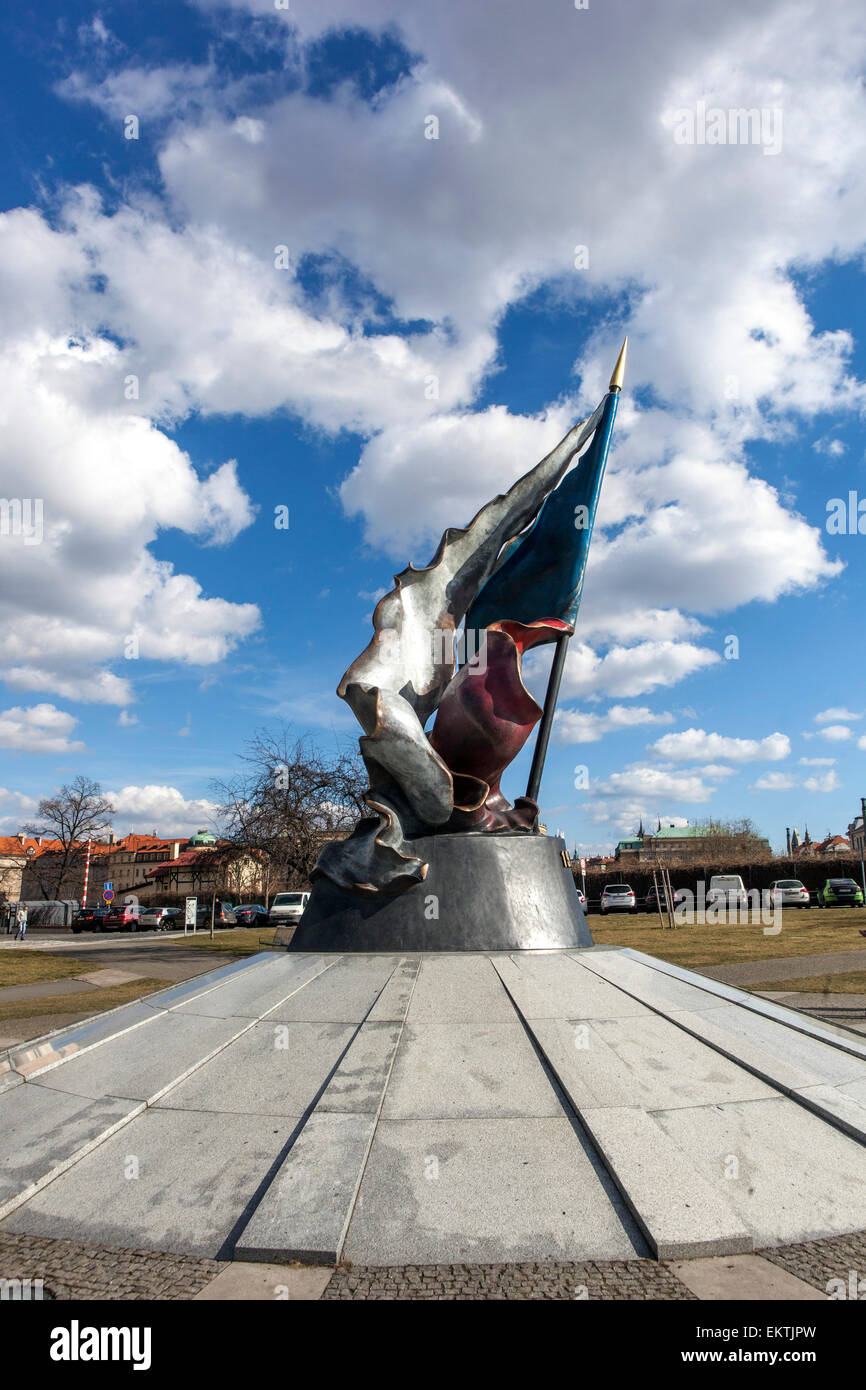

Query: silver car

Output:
[768, 879, 810, 910]
[600, 884, 636, 915]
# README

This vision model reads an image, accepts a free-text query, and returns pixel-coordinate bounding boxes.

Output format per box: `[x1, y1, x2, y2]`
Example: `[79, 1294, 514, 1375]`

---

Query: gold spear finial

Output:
[609, 336, 628, 393]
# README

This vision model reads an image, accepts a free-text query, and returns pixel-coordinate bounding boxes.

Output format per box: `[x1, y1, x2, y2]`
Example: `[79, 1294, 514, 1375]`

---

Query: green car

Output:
[817, 877, 864, 908]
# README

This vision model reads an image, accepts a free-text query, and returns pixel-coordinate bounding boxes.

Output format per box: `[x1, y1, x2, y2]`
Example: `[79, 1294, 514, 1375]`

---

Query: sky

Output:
[0, 0, 864, 854]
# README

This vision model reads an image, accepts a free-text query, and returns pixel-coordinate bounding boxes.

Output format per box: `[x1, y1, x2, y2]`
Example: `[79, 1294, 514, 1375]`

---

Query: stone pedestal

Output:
[288, 832, 592, 952]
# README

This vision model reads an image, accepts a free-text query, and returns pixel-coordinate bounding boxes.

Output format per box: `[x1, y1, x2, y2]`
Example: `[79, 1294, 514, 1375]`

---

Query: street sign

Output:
[104, 881, 113, 890]
[103, 889, 114, 904]
[579, 858, 586, 871]
[184, 897, 198, 933]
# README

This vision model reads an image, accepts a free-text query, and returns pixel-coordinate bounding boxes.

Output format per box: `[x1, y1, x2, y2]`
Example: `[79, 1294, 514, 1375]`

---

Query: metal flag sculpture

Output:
[314, 340, 627, 898]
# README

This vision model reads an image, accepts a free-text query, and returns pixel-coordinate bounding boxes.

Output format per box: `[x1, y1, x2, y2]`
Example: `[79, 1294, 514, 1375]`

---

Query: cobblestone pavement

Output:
[759, 1231, 866, 1296]
[321, 1259, 697, 1300]
[0, 1232, 221, 1301]
[2, 1229, 865, 1299]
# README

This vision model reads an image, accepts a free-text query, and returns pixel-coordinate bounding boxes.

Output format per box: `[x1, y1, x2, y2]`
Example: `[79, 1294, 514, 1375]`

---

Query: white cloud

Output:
[750, 771, 796, 791]
[117, 710, 138, 727]
[558, 640, 721, 701]
[107, 785, 219, 837]
[589, 761, 720, 804]
[649, 728, 791, 763]
[799, 756, 836, 765]
[0, 704, 84, 754]
[5, 0, 865, 716]
[803, 769, 842, 793]
[555, 704, 674, 744]
[812, 436, 847, 457]
[815, 707, 861, 723]
[816, 724, 853, 742]
[858, 735, 866, 751]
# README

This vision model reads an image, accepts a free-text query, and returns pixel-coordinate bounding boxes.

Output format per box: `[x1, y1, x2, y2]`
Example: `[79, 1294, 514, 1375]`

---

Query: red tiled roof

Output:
[0, 836, 64, 856]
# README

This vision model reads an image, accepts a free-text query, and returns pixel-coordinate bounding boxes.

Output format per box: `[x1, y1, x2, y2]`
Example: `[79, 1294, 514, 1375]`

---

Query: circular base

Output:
[290, 833, 593, 952]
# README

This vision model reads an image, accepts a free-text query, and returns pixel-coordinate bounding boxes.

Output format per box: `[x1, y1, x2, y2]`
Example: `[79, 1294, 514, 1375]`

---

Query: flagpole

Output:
[525, 339, 627, 808]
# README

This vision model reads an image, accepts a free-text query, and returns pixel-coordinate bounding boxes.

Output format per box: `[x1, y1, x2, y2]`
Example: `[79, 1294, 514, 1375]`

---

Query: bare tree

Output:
[23, 776, 115, 900]
[211, 726, 366, 896]
[692, 817, 772, 865]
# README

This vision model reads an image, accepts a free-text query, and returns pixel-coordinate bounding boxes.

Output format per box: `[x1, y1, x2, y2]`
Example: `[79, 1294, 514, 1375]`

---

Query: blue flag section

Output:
[466, 387, 620, 633]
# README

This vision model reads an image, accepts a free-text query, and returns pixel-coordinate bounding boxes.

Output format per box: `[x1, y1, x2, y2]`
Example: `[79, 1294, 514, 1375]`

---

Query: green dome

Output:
[187, 828, 216, 847]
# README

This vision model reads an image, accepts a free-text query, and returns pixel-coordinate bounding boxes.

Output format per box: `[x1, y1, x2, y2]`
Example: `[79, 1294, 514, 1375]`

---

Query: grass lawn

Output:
[166, 926, 277, 955]
[590, 906, 866, 969]
[0, 978, 167, 1024]
[0, 950, 94, 988]
[750, 971, 866, 995]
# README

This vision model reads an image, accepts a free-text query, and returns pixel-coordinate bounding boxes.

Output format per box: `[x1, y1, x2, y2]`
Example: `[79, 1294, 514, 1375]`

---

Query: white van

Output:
[269, 891, 310, 926]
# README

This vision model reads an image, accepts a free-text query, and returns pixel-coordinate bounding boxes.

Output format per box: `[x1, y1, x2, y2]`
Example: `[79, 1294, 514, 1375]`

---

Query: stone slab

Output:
[170, 954, 332, 1018]
[267, 956, 400, 1023]
[579, 1106, 752, 1259]
[342, 1116, 646, 1266]
[381, 1020, 564, 1119]
[156, 1021, 355, 1117]
[528, 1015, 773, 1113]
[366, 958, 421, 1021]
[194, 1262, 333, 1300]
[2, 1107, 297, 1258]
[668, 1004, 866, 1107]
[624, 950, 866, 1061]
[6, 1002, 159, 1079]
[653, 1095, 866, 1246]
[235, 1111, 378, 1264]
[316, 1021, 403, 1114]
[577, 950, 735, 1015]
[32, 1012, 248, 1102]
[491, 952, 649, 1020]
[0, 1084, 139, 1206]
[668, 1253, 826, 1301]
[405, 955, 517, 1024]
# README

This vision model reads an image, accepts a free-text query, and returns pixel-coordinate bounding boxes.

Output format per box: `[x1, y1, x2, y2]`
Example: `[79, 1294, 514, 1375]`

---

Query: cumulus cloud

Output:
[816, 724, 853, 742]
[649, 728, 791, 763]
[557, 640, 721, 701]
[0, 704, 84, 754]
[803, 769, 842, 793]
[815, 707, 861, 723]
[589, 762, 720, 804]
[750, 772, 796, 791]
[555, 705, 673, 744]
[6, 0, 859, 720]
[107, 784, 219, 837]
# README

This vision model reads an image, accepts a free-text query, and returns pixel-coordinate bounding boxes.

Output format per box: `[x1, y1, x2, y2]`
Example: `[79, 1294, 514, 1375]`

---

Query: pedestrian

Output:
[14, 903, 28, 940]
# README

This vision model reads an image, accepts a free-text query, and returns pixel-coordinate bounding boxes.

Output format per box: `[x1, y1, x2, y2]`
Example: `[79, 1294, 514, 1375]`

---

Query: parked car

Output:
[137, 906, 183, 931]
[194, 901, 237, 929]
[645, 883, 675, 912]
[817, 878, 864, 908]
[71, 906, 112, 933]
[575, 888, 586, 908]
[99, 903, 144, 931]
[233, 904, 270, 928]
[600, 884, 636, 915]
[706, 875, 748, 910]
[768, 880, 810, 910]
[269, 891, 310, 926]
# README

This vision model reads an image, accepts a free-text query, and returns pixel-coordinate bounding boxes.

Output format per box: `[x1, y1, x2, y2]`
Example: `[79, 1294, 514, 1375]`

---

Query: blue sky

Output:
[0, 0, 864, 852]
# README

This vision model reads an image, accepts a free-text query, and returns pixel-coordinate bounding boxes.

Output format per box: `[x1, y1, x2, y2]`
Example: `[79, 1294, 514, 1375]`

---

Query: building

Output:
[791, 828, 851, 859]
[0, 835, 62, 902]
[847, 810, 865, 859]
[615, 820, 771, 864]
[141, 839, 266, 903]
